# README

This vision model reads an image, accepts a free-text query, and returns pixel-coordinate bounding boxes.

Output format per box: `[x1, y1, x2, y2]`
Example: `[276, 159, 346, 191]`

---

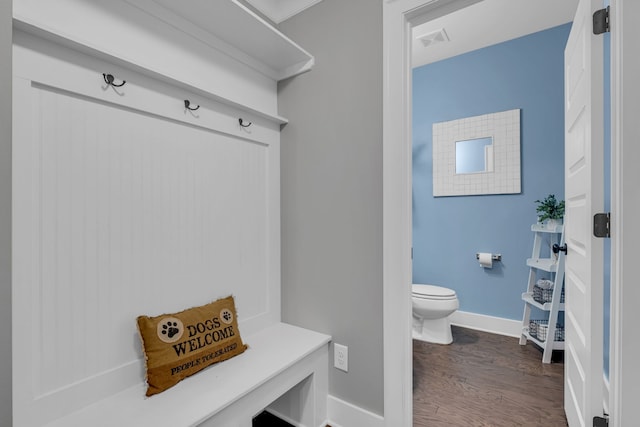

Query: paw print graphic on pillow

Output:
[156, 317, 184, 343]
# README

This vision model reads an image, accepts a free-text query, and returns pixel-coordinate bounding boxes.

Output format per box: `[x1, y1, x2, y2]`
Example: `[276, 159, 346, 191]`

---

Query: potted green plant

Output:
[535, 194, 565, 229]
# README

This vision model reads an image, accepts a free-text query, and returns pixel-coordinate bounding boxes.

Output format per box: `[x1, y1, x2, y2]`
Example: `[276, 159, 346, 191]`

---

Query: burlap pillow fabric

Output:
[137, 296, 247, 396]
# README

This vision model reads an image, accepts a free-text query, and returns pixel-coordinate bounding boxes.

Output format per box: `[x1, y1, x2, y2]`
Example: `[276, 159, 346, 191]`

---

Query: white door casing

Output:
[382, 1, 485, 426]
[382, 0, 640, 426]
[609, 1, 640, 425]
[564, 0, 605, 425]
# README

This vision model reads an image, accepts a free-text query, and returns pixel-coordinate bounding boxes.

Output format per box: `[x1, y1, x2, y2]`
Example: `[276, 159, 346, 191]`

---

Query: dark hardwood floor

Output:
[413, 326, 567, 427]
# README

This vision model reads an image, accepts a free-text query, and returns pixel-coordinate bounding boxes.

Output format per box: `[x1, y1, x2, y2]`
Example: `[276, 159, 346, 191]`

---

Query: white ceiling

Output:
[244, 0, 324, 24]
[412, 0, 579, 68]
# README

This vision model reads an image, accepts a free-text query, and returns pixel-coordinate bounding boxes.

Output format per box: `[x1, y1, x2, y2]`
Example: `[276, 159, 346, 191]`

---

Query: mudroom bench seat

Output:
[44, 323, 331, 427]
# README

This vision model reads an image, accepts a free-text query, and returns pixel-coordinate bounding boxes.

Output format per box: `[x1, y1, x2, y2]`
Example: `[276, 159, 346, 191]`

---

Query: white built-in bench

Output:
[44, 323, 331, 427]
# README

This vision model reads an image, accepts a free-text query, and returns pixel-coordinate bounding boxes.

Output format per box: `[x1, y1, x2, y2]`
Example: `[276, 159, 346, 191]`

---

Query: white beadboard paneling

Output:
[35, 86, 269, 392]
[13, 35, 281, 426]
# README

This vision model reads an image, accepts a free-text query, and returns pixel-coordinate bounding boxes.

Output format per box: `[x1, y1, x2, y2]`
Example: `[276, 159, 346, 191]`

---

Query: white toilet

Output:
[412, 283, 459, 344]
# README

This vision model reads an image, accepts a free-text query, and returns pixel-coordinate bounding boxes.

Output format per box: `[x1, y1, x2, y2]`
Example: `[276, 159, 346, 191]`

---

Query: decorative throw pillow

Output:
[136, 295, 247, 396]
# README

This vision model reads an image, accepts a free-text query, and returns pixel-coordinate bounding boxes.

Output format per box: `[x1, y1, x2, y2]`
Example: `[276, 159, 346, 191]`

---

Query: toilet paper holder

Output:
[476, 253, 502, 261]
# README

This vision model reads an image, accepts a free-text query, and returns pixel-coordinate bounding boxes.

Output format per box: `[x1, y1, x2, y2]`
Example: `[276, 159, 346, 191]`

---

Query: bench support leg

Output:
[198, 344, 329, 427]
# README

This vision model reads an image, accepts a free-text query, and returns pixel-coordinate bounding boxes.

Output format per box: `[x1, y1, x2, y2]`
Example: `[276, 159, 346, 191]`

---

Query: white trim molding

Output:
[382, 1, 413, 425]
[383, 1, 489, 426]
[449, 311, 522, 338]
[244, 0, 324, 24]
[385, 1, 637, 426]
[609, 1, 640, 426]
[327, 395, 384, 427]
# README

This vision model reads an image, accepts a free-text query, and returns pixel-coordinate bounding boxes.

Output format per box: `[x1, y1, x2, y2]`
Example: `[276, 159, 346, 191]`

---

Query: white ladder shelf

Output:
[519, 223, 566, 363]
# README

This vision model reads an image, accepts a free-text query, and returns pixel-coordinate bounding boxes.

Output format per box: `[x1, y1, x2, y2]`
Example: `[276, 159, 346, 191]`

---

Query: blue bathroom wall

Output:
[412, 23, 572, 320]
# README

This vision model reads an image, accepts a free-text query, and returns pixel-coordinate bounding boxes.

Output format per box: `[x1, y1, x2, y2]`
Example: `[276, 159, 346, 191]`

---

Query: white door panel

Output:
[564, 0, 605, 425]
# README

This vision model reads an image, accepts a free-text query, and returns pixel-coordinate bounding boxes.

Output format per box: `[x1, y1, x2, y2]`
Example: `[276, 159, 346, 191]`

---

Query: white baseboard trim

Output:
[603, 373, 610, 414]
[326, 395, 384, 427]
[449, 310, 522, 338]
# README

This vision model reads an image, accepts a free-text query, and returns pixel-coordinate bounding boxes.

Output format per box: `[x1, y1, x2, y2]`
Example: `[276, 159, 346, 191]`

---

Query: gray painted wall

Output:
[277, 0, 384, 415]
[0, 0, 11, 425]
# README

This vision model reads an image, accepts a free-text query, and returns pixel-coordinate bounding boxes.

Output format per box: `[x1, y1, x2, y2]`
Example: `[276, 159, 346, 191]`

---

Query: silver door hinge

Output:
[593, 6, 610, 35]
[594, 213, 611, 238]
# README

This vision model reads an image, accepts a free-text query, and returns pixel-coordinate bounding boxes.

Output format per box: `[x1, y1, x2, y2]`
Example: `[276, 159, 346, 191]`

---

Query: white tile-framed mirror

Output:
[432, 109, 521, 196]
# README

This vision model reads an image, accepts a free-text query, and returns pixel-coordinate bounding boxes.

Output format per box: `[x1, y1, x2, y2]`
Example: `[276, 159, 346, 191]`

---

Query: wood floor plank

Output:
[413, 326, 567, 427]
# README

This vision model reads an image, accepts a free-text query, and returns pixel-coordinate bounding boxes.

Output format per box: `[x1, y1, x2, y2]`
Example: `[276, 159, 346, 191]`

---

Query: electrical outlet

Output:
[334, 343, 348, 372]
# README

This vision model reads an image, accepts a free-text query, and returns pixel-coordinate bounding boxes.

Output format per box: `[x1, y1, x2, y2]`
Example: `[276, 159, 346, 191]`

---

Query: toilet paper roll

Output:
[478, 252, 493, 269]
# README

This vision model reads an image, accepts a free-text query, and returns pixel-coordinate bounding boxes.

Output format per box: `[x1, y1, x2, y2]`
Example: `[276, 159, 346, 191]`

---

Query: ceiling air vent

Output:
[416, 28, 450, 47]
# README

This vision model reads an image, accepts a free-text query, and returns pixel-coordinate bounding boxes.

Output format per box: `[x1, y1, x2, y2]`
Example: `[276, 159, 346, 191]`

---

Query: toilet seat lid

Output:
[412, 284, 456, 299]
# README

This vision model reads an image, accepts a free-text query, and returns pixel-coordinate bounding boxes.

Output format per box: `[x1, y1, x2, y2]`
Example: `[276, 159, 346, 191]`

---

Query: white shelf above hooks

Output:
[13, 0, 312, 124]
[126, 0, 315, 81]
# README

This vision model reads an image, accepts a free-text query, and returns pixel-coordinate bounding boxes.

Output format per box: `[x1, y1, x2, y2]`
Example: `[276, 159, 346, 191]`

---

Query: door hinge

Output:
[593, 415, 609, 427]
[594, 212, 611, 238]
[593, 6, 610, 35]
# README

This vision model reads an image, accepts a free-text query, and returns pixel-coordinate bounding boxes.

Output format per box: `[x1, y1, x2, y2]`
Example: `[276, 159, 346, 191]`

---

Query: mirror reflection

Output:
[455, 137, 494, 174]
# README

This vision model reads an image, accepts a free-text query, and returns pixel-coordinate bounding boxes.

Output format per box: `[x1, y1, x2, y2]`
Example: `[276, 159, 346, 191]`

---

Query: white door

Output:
[564, 0, 605, 425]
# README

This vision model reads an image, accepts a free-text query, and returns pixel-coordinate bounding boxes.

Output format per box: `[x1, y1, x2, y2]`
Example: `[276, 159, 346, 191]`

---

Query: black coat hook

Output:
[239, 118, 252, 128]
[103, 73, 126, 87]
[184, 100, 200, 111]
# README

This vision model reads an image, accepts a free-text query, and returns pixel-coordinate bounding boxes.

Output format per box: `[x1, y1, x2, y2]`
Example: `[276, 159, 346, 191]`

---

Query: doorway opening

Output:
[386, 1, 639, 426]
[398, 2, 610, 424]
[409, 1, 577, 423]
